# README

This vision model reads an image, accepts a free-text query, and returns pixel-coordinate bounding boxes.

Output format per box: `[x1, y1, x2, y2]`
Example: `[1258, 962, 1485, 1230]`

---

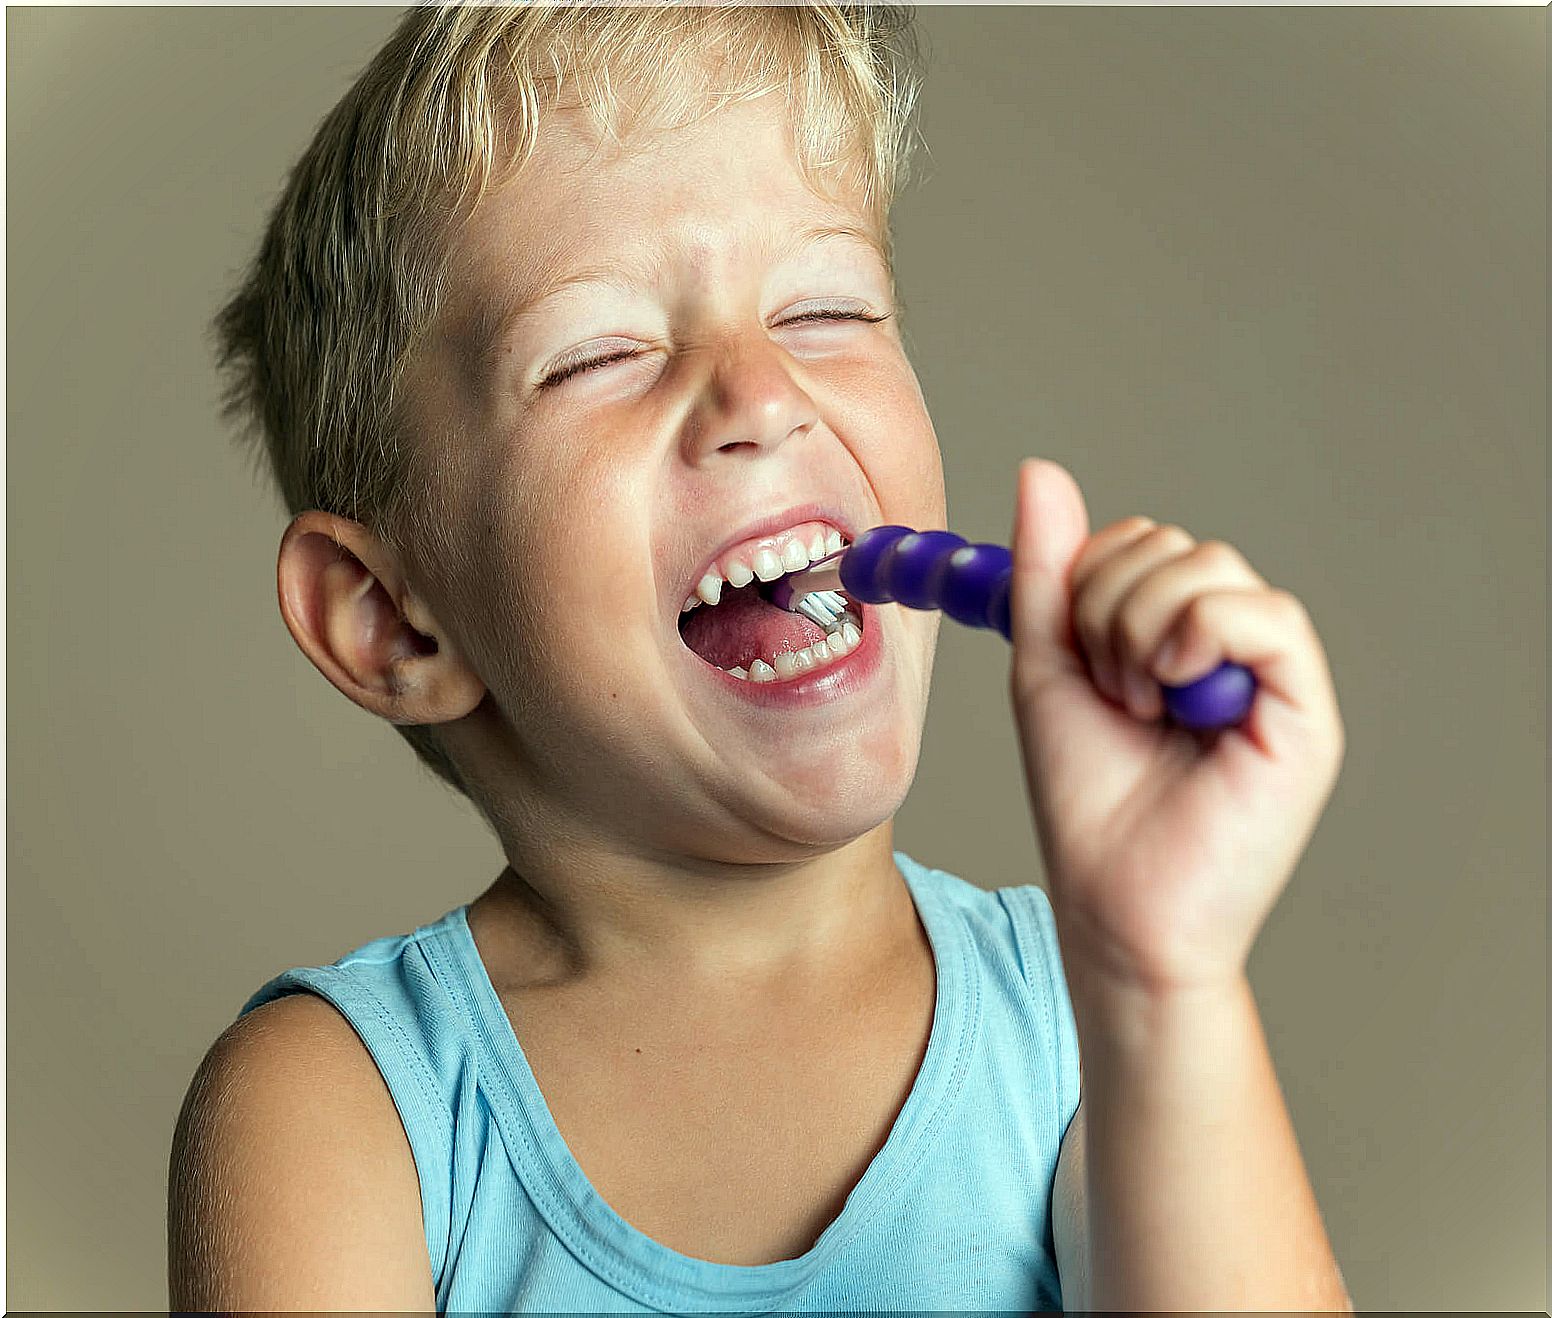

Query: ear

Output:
[275, 511, 486, 726]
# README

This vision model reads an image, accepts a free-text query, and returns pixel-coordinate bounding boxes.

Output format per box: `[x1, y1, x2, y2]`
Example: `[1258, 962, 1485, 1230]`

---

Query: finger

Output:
[1148, 586, 1343, 758]
[1072, 524, 1198, 708]
[1110, 539, 1269, 720]
[1069, 515, 1159, 593]
[1010, 459, 1090, 687]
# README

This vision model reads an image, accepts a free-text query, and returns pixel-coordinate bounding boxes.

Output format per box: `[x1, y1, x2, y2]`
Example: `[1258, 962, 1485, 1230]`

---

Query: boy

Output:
[170, 3, 1352, 1311]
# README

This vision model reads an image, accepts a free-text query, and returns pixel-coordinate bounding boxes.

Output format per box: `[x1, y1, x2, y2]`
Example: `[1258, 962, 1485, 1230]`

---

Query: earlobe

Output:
[275, 511, 486, 726]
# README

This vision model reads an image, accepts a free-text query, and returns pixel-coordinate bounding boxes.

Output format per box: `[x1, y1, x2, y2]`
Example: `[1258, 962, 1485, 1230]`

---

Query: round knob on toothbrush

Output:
[837, 526, 1004, 622]
[830, 524, 915, 603]
[940, 542, 1015, 629]
[873, 530, 969, 609]
[1159, 662, 1258, 731]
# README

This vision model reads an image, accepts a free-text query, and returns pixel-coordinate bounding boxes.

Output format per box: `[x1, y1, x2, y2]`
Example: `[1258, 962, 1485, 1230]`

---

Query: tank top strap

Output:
[237, 913, 469, 1286]
[995, 881, 1082, 1129]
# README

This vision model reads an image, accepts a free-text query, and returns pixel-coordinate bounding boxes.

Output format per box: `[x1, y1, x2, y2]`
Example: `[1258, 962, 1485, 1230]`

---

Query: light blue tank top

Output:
[238, 851, 1082, 1312]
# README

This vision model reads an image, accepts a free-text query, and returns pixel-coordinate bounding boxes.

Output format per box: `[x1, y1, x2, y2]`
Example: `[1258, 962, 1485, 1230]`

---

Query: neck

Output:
[467, 824, 911, 995]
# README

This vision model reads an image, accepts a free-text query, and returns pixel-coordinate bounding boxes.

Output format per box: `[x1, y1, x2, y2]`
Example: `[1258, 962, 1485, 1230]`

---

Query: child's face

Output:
[409, 89, 946, 864]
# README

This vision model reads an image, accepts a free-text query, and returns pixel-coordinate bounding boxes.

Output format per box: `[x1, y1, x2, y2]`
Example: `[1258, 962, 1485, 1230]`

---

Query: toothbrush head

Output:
[791, 589, 849, 629]
[761, 547, 849, 627]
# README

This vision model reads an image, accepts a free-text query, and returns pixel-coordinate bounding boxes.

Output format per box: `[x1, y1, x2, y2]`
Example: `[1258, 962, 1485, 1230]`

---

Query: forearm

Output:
[1065, 958, 1352, 1312]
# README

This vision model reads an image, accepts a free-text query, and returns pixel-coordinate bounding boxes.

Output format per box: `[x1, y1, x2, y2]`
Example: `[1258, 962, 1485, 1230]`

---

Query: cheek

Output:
[912, 431, 947, 510]
[856, 417, 945, 527]
[899, 413, 947, 522]
[528, 518, 657, 650]
[573, 571, 650, 635]
[466, 445, 666, 659]
[432, 490, 572, 673]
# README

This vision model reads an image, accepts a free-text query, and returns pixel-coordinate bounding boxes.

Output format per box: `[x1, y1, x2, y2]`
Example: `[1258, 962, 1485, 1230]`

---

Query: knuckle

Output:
[1078, 516, 1155, 576]
[1150, 523, 1195, 551]
[1271, 586, 1310, 623]
[1195, 538, 1243, 570]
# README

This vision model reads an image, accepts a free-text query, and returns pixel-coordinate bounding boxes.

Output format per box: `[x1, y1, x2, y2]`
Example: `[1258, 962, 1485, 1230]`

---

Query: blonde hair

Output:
[212, 2, 928, 806]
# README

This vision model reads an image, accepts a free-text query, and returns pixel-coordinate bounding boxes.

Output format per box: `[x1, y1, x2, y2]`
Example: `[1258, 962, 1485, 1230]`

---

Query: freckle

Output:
[634, 1046, 642, 1054]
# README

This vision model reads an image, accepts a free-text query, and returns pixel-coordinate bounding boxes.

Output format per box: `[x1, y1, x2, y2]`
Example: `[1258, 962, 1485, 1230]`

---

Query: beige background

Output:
[7, 4, 1545, 1309]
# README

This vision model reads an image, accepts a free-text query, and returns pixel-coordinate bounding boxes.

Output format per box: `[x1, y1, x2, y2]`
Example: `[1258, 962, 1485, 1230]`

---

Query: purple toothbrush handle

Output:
[873, 529, 968, 609]
[834, 524, 915, 603]
[942, 543, 1015, 628]
[839, 525, 1257, 730]
[1160, 661, 1258, 731]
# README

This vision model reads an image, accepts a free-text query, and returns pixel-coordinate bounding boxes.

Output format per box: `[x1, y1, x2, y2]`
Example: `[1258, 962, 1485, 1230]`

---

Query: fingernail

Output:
[1154, 639, 1179, 677]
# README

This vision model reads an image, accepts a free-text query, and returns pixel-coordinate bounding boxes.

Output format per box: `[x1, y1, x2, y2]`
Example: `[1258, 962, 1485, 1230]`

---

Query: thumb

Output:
[1009, 458, 1090, 680]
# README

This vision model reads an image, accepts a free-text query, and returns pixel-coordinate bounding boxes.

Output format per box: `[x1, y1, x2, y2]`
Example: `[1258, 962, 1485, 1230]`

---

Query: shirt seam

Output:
[996, 884, 1073, 1312]
[425, 864, 984, 1311]
[789, 870, 984, 1306]
[324, 961, 456, 1126]
[419, 924, 662, 1306]
[256, 962, 455, 1290]
[998, 884, 1068, 1152]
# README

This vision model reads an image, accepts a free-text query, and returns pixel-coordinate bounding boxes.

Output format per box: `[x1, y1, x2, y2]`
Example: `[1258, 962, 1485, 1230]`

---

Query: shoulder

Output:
[168, 992, 436, 1308]
[200, 990, 403, 1115]
[175, 992, 390, 1143]
[226, 984, 378, 1056]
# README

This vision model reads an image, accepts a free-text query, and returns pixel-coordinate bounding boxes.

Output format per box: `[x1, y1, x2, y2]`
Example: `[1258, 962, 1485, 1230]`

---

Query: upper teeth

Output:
[682, 522, 846, 612]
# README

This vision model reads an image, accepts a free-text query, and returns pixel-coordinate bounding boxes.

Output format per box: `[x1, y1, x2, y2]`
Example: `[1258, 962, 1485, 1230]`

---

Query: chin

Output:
[771, 700, 928, 848]
[782, 794, 909, 853]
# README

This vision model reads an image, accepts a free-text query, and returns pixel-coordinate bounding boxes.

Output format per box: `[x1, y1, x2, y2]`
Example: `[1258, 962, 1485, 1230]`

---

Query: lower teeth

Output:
[725, 615, 862, 682]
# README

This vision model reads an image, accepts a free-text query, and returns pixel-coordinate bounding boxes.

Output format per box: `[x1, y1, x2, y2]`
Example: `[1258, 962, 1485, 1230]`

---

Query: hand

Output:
[1007, 459, 1346, 993]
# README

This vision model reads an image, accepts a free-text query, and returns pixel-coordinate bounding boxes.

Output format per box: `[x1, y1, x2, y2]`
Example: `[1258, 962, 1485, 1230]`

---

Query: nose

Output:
[679, 330, 820, 464]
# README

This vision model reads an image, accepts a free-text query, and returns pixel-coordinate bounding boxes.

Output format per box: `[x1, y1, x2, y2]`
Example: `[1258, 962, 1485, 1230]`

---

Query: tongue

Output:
[679, 581, 829, 671]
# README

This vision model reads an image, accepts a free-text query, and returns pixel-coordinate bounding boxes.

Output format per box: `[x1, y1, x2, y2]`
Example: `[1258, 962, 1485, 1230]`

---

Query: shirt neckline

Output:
[430, 850, 981, 1309]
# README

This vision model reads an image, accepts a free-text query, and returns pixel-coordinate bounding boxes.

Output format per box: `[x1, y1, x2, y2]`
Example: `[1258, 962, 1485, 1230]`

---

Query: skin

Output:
[1010, 458, 1352, 1308]
[276, 76, 1353, 1302]
[276, 90, 946, 997]
[1012, 474, 1347, 996]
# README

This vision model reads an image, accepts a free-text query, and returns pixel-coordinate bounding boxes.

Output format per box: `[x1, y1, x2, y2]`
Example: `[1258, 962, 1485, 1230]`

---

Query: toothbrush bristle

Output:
[796, 591, 847, 629]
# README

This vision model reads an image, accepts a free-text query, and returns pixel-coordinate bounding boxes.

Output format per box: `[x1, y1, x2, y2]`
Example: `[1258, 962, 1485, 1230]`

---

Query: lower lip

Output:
[680, 602, 885, 708]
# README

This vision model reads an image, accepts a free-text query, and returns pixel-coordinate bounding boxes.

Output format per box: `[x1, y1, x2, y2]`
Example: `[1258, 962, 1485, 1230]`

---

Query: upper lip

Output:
[676, 500, 858, 608]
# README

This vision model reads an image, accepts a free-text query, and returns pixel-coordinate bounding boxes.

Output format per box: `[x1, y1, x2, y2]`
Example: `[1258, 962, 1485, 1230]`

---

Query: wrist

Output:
[1046, 892, 1252, 1017]
[1067, 963, 1253, 1052]
[1051, 913, 1256, 1064]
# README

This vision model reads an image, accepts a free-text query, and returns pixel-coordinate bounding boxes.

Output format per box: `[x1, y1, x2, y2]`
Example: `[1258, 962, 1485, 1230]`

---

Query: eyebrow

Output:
[477, 221, 893, 358]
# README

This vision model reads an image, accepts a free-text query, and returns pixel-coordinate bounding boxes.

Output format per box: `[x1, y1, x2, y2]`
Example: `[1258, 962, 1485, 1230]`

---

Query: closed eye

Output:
[539, 310, 893, 388]
[541, 349, 640, 387]
[787, 309, 892, 326]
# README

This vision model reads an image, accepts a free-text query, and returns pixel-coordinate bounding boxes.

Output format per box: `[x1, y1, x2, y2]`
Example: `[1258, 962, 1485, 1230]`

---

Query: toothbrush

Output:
[763, 524, 1257, 731]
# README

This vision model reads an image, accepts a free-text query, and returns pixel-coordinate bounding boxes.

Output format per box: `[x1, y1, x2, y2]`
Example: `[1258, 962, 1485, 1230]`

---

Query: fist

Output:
[1008, 459, 1345, 991]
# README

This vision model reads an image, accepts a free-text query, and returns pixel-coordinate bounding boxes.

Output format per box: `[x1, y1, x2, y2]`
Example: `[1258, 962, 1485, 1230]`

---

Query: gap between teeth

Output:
[683, 526, 846, 612]
[723, 616, 862, 682]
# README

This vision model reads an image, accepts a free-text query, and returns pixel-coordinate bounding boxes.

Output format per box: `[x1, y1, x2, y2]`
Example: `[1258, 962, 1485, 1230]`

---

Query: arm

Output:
[1054, 964, 1352, 1312]
[167, 993, 438, 1311]
[1006, 462, 1352, 1311]
[1051, 1097, 1092, 1311]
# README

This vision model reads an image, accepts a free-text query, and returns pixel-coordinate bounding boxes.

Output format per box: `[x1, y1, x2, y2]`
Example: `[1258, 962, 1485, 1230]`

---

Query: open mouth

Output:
[677, 571, 864, 682]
